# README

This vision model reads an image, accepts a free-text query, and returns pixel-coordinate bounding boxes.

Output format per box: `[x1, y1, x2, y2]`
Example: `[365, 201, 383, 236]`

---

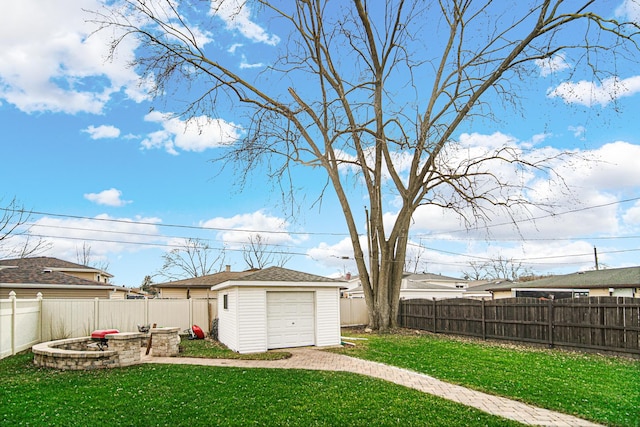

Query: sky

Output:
[1, 0, 640, 287]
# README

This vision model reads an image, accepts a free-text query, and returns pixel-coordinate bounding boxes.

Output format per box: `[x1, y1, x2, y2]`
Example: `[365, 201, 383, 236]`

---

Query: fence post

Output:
[189, 298, 194, 327]
[37, 292, 43, 344]
[94, 298, 100, 330]
[9, 291, 16, 356]
[144, 297, 149, 326]
[432, 298, 437, 333]
[547, 298, 554, 348]
[481, 299, 486, 340]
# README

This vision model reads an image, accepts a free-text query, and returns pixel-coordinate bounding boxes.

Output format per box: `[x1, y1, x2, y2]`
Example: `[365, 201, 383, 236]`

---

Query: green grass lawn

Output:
[0, 351, 520, 427]
[179, 337, 291, 360]
[335, 330, 640, 427]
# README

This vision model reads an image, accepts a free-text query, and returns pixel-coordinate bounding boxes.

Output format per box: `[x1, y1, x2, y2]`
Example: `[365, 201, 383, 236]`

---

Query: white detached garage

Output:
[211, 267, 343, 354]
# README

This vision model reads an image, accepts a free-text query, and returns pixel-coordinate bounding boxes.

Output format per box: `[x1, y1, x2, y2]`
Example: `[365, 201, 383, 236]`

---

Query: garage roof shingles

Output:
[233, 266, 340, 283]
[152, 269, 258, 289]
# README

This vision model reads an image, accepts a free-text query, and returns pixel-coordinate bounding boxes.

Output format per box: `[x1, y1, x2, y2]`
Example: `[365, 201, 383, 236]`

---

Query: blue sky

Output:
[1, 0, 640, 287]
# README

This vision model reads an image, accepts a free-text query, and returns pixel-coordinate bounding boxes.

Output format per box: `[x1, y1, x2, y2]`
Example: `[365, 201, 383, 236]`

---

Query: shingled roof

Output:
[232, 266, 341, 283]
[0, 257, 115, 288]
[487, 266, 640, 291]
[210, 266, 343, 291]
[0, 256, 112, 276]
[152, 269, 259, 289]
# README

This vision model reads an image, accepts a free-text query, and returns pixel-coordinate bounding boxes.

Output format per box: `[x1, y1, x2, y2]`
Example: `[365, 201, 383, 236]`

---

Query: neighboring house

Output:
[339, 272, 361, 297]
[0, 256, 125, 299]
[348, 272, 492, 300]
[465, 280, 509, 299]
[488, 266, 640, 299]
[211, 266, 344, 354]
[151, 266, 257, 299]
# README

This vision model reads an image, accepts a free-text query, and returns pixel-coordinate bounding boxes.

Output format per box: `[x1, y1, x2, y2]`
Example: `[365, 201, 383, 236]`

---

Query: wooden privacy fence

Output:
[398, 297, 640, 355]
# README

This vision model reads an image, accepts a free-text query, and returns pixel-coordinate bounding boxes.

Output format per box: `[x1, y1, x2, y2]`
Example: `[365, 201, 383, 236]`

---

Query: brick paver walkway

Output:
[142, 348, 601, 426]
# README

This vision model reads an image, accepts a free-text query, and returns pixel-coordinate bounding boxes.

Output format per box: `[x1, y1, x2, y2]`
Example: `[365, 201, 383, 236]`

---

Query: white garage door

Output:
[267, 292, 315, 349]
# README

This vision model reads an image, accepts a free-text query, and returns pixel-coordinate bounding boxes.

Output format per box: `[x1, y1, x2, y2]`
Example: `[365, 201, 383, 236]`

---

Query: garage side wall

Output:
[315, 288, 341, 347]
[217, 288, 239, 352]
[237, 288, 268, 353]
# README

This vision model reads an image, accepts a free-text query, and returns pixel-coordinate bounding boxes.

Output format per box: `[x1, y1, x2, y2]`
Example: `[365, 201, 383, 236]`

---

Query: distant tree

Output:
[98, 1, 640, 329]
[404, 241, 429, 274]
[140, 275, 157, 295]
[462, 256, 533, 282]
[0, 196, 51, 259]
[75, 241, 110, 272]
[157, 237, 226, 281]
[242, 233, 291, 269]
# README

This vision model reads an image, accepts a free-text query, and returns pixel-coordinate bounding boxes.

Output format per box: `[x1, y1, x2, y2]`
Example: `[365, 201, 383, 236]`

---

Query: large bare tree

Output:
[96, 1, 639, 329]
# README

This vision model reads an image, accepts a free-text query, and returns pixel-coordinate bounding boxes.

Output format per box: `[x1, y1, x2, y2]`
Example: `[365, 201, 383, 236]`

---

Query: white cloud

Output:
[563, 141, 640, 191]
[384, 134, 640, 244]
[0, 0, 146, 114]
[239, 55, 264, 69]
[622, 201, 640, 226]
[568, 125, 586, 140]
[200, 210, 299, 248]
[27, 214, 163, 261]
[228, 43, 243, 54]
[142, 111, 243, 154]
[210, 0, 280, 46]
[535, 53, 571, 77]
[457, 131, 517, 150]
[548, 76, 640, 107]
[307, 237, 362, 272]
[616, 0, 640, 23]
[84, 188, 132, 207]
[83, 125, 121, 139]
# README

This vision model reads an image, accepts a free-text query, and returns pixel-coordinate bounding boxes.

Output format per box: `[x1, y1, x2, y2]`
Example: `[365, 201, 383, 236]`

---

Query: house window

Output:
[223, 294, 228, 310]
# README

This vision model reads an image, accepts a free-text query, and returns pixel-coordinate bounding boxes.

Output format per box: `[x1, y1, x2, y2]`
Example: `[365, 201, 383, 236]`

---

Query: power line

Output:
[0, 207, 349, 238]
[26, 233, 312, 258]
[414, 196, 640, 239]
[4, 195, 640, 241]
[3, 197, 640, 268]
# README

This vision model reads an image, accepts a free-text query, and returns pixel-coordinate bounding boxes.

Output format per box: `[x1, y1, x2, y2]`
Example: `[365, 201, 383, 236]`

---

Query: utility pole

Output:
[594, 247, 599, 271]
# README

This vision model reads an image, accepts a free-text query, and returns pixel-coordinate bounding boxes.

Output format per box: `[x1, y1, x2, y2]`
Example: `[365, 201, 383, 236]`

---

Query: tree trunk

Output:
[363, 211, 411, 331]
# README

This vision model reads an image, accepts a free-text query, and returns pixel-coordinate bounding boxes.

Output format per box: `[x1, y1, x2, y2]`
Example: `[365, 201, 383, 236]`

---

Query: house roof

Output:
[0, 257, 116, 289]
[211, 266, 343, 291]
[487, 266, 640, 291]
[466, 280, 512, 292]
[402, 272, 463, 281]
[0, 256, 113, 277]
[404, 280, 461, 290]
[152, 269, 258, 289]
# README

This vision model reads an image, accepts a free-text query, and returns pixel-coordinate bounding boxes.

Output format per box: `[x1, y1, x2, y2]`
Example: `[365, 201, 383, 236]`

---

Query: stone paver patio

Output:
[142, 347, 601, 426]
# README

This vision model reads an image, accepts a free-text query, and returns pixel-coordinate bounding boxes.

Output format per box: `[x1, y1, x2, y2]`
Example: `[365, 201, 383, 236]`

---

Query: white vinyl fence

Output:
[340, 297, 369, 326]
[1, 296, 369, 360]
[40, 297, 217, 342]
[1, 292, 43, 359]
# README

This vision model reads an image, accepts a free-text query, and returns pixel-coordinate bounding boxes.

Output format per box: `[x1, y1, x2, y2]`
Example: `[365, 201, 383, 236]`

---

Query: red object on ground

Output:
[91, 329, 120, 339]
[192, 325, 205, 339]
